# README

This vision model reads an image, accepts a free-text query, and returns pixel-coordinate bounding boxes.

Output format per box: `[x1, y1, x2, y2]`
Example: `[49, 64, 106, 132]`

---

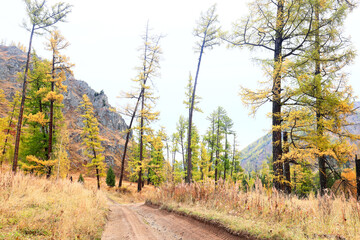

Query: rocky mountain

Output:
[0, 45, 128, 172]
[240, 103, 360, 172]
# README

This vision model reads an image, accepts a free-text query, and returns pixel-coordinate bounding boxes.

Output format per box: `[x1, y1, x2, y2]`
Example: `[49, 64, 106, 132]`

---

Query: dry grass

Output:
[105, 181, 156, 204]
[147, 178, 360, 240]
[0, 171, 108, 240]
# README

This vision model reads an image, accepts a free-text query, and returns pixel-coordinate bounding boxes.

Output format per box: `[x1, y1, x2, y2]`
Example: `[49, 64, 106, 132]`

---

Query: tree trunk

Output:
[47, 51, 56, 179]
[92, 147, 100, 190]
[209, 119, 215, 173]
[2, 99, 18, 156]
[186, 36, 206, 184]
[283, 131, 291, 194]
[355, 155, 360, 201]
[138, 88, 145, 192]
[96, 166, 100, 190]
[272, 0, 284, 190]
[180, 132, 186, 178]
[215, 114, 220, 184]
[223, 131, 228, 180]
[13, 24, 35, 173]
[118, 99, 138, 187]
[315, 0, 327, 195]
[231, 133, 236, 178]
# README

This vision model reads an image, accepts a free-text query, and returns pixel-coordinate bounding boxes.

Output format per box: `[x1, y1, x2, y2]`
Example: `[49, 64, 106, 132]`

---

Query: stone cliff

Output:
[0, 45, 128, 172]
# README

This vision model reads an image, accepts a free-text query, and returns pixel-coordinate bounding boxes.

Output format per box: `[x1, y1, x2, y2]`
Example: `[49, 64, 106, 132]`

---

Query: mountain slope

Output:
[239, 104, 360, 172]
[0, 45, 128, 172]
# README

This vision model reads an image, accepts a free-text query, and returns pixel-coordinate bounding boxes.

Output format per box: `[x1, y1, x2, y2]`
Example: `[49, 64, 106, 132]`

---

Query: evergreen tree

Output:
[106, 166, 116, 187]
[78, 173, 84, 183]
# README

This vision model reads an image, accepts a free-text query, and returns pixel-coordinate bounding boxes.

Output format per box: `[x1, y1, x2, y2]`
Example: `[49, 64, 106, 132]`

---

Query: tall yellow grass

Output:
[148, 179, 360, 240]
[0, 171, 108, 239]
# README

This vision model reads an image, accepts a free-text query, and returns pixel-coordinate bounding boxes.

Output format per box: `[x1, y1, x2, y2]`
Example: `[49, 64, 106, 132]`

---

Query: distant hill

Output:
[239, 133, 272, 172]
[239, 103, 360, 172]
[0, 45, 128, 173]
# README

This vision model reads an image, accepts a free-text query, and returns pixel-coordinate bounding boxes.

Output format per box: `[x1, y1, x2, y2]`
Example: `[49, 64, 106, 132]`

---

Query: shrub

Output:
[78, 173, 84, 183]
[106, 166, 115, 187]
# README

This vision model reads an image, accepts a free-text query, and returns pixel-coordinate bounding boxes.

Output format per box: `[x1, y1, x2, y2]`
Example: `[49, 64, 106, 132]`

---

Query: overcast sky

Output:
[1, 0, 360, 150]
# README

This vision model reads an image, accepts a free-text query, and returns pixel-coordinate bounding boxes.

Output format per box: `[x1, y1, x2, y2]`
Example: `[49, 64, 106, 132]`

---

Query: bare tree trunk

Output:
[283, 131, 291, 194]
[118, 96, 140, 187]
[272, 0, 284, 190]
[315, 0, 327, 195]
[186, 35, 206, 184]
[355, 155, 360, 201]
[13, 24, 35, 173]
[92, 147, 100, 190]
[138, 79, 145, 192]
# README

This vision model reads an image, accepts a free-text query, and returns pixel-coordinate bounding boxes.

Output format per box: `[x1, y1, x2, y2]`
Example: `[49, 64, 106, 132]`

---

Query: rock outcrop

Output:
[0, 45, 128, 172]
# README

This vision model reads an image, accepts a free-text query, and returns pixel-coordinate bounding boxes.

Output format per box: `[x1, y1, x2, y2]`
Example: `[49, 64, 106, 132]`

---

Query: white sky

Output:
[1, 0, 360, 150]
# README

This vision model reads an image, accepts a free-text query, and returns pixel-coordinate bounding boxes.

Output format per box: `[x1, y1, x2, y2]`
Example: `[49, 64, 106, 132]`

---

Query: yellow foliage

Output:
[26, 112, 48, 126]
[21, 155, 57, 175]
[43, 91, 64, 103]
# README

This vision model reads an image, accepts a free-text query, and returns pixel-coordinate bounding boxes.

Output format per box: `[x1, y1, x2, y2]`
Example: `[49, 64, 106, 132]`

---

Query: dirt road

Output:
[101, 203, 246, 240]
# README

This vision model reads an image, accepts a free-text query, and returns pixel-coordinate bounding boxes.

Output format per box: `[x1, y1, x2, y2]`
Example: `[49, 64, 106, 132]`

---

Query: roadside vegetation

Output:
[0, 169, 108, 240]
[147, 179, 360, 240]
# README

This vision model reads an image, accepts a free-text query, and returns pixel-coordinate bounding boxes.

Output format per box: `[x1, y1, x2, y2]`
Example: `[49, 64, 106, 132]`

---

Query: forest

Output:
[1, 0, 360, 239]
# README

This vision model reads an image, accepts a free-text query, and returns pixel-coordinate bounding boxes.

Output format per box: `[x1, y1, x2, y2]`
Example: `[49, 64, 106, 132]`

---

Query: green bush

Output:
[106, 167, 115, 187]
[78, 173, 84, 184]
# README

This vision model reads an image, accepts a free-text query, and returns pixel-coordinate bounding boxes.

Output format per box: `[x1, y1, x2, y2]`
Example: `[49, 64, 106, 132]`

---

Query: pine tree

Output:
[79, 94, 106, 190]
[78, 173, 84, 183]
[106, 166, 116, 187]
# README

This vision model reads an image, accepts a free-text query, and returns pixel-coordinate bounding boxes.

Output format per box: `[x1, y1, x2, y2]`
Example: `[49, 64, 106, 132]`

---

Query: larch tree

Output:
[213, 106, 226, 184]
[183, 73, 202, 182]
[175, 115, 187, 176]
[204, 111, 217, 174]
[224, 0, 314, 190]
[1, 92, 21, 164]
[21, 55, 52, 164]
[79, 94, 106, 190]
[222, 115, 233, 180]
[282, 0, 357, 194]
[13, 0, 71, 173]
[186, 4, 219, 183]
[45, 30, 73, 178]
[118, 23, 162, 188]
